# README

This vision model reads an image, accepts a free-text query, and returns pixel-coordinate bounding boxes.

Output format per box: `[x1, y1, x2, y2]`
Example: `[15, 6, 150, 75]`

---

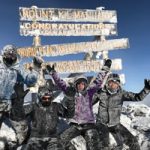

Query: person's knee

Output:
[84, 129, 101, 150]
[85, 129, 99, 138]
[0, 140, 5, 150]
[24, 138, 41, 150]
[47, 138, 64, 150]
[64, 142, 76, 150]
[129, 141, 140, 150]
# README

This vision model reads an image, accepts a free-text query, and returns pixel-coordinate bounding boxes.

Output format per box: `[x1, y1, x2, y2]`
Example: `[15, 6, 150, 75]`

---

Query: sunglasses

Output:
[41, 95, 52, 100]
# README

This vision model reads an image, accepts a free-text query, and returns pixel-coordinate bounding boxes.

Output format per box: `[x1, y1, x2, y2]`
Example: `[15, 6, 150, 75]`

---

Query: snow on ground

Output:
[1, 94, 150, 150]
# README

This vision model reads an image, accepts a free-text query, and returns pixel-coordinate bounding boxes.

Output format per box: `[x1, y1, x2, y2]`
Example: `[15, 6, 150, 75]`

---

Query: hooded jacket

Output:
[0, 47, 38, 101]
[93, 79, 150, 126]
[52, 71, 107, 124]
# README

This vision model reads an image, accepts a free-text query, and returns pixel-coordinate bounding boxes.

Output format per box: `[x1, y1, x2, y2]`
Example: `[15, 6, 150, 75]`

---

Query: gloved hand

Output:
[144, 79, 150, 90]
[46, 64, 56, 74]
[33, 56, 44, 68]
[65, 83, 76, 98]
[102, 59, 112, 72]
[29, 66, 33, 72]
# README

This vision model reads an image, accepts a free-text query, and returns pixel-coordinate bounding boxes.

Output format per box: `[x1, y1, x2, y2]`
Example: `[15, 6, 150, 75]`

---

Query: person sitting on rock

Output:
[18, 81, 75, 150]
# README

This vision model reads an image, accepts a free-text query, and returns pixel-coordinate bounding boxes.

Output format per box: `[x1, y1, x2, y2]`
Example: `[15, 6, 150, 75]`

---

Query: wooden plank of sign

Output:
[19, 7, 117, 23]
[17, 38, 129, 57]
[24, 59, 122, 73]
[20, 22, 117, 36]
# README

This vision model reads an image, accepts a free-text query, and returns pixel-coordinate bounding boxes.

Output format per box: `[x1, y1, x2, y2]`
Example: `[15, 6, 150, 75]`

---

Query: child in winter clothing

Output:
[46, 59, 112, 150]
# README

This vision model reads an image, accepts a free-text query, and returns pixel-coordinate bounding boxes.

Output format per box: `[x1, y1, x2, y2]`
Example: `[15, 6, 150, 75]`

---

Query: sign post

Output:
[19, 6, 129, 83]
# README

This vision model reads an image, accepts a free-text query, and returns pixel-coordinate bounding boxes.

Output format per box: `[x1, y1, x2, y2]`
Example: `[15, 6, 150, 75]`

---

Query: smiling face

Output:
[106, 80, 120, 94]
[76, 81, 86, 91]
[108, 80, 120, 91]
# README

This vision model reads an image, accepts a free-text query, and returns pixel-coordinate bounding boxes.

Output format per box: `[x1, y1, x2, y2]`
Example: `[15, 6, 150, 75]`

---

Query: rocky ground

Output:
[0, 103, 150, 150]
[71, 103, 150, 150]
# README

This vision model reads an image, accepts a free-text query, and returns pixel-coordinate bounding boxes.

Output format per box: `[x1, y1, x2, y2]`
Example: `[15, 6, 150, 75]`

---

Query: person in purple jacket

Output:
[46, 59, 112, 150]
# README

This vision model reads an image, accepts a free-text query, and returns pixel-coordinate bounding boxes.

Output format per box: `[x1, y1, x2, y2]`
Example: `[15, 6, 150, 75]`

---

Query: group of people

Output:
[0, 45, 150, 150]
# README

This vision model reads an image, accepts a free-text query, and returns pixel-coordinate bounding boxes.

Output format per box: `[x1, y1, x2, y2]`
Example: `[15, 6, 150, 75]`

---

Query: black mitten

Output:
[46, 64, 56, 74]
[144, 79, 150, 90]
[33, 56, 44, 68]
[102, 59, 112, 72]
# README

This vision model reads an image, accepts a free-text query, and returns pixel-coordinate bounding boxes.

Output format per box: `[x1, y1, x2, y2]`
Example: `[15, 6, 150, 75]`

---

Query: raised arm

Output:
[46, 64, 68, 92]
[123, 79, 150, 101]
[56, 86, 75, 118]
[88, 59, 112, 97]
[56, 100, 75, 118]
[92, 89, 102, 105]
[17, 60, 38, 87]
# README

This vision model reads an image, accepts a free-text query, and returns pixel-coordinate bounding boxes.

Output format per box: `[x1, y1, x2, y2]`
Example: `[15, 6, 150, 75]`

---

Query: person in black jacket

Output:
[93, 73, 150, 150]
[11, 81, 75, 150]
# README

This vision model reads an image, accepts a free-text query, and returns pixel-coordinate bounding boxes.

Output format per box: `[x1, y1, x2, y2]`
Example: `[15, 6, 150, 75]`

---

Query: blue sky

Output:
[0, 0, 150, 96]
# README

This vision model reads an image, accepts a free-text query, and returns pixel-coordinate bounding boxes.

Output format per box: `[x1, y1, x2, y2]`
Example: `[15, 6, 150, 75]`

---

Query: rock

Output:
[0, 119, 17, 149]
[1, 103, 150, 150]
[71, 136, 87, 150]
[121, 103, 150, 150]
[71, 103, 150, 150]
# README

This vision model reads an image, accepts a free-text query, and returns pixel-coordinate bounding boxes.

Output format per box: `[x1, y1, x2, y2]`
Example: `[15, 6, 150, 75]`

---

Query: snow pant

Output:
[0, 106, 28, 150]
[10, 119, 28, 145]
[60, 123, 100, 150]
[96, 123, 140, 150]
[0, 117, 17, 150]
[0, 102, 10, 127]
[22, 137, 64, 150]
[0, 118, 28, 149]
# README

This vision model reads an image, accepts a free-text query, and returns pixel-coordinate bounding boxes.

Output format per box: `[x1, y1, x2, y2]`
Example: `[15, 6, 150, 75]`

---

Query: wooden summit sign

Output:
[19, 6, 128, 77]
[20, 22, 117, 36]
[19, 7, 117, 23]
[25, 59, 122, 73]
[18, 38, 129, 57]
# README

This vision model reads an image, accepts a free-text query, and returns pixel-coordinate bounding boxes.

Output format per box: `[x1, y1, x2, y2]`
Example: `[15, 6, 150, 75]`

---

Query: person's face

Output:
[41, 94, 53, 106]
[76, 81, 85, 91]
[108, 80, 119, 91]
[3, 51, 17, 66]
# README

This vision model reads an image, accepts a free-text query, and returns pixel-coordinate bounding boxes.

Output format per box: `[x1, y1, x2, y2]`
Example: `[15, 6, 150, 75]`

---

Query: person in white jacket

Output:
[0, 44, 38, 149]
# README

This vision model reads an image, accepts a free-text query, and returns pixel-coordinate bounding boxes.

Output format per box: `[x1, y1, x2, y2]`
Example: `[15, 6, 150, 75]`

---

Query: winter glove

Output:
[65, 83, 76, 98]
[33, 56, 44, 68]
[102, 59, 112, 72]
[144, 79, 150, 90]
[29, 66, 33, 72]
[46, 64, 56, 74]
